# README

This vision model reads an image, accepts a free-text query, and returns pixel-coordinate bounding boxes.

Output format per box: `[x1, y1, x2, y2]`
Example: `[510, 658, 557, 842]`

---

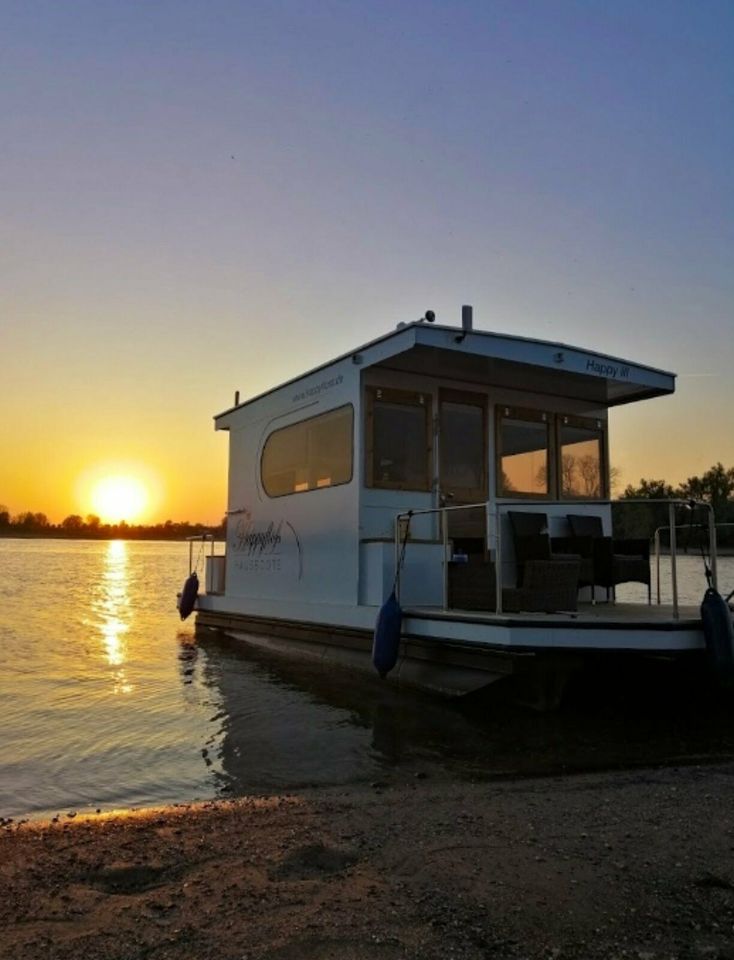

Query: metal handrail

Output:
[561, 497, 716, 620]
[394, 501, 503, 611]
[185, 533, 216, 575]
[393, 497, 717, 619]
[653, 521, 733, 605]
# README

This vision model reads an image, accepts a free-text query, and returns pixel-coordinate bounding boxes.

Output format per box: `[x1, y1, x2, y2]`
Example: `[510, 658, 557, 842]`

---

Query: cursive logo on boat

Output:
[230, 510, 303, 579]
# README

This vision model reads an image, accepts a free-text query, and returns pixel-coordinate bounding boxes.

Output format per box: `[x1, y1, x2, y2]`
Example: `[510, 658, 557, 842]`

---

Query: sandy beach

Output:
[2, 762, 734, 960]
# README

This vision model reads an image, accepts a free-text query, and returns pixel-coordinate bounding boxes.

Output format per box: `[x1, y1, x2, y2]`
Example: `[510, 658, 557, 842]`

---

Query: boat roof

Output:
[215, 321, 676, 424]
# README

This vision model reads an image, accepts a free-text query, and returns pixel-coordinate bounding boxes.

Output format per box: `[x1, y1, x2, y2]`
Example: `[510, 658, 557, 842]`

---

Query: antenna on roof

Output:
[455, 304, 473, 343]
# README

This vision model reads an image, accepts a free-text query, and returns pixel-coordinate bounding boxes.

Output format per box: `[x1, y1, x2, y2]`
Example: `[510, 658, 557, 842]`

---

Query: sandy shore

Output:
[2, 764, 734, 960]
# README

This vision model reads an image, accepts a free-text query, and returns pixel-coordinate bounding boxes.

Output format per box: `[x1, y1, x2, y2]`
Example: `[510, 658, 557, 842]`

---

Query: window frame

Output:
[495, 406, 608, 500]
[365, 386, 433, 491]
[495, 405, 553, 500]
[438, 387, 488, 504]
[556, 413, 608, 500]
[260, 403, 355, 499]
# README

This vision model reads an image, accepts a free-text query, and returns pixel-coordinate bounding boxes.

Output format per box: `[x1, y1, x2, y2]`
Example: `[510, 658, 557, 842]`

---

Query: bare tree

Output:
[578, 455, 601, 497]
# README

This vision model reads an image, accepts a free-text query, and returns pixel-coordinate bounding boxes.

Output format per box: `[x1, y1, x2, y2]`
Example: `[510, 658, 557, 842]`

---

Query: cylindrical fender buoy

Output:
[372, 590, 402, 679]
[700, 587, 734, 685]
[178, 571, 199, 621]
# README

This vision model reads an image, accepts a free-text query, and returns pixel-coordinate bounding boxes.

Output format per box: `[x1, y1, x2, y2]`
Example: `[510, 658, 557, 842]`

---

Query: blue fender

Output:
[700, 587, 734, 685]
[372, 590, 402, 679]
[179, 572, 199, 621]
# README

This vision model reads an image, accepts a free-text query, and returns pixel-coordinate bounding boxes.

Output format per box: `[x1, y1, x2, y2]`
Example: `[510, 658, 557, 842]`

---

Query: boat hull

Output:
[195, 608, 522, 697]
[194, 604, 708, 703]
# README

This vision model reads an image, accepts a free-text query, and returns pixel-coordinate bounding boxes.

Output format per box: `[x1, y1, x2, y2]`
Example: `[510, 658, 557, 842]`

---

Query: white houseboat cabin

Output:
[193, 307, 724, 698]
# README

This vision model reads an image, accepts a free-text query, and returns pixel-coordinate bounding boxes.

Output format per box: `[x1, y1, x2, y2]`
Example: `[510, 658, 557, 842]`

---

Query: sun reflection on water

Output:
[99, 540, 133, 693]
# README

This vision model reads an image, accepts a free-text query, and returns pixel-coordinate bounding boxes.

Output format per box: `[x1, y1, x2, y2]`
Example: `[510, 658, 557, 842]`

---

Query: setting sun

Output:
[90, 476, 149, 523]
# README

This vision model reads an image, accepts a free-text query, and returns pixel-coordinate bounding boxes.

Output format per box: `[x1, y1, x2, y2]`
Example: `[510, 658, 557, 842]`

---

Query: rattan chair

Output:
[502, 558, 580, 613]
[505, 512, 586, 612]
[567, 514, 651, 602]
[447, 555, 497, 611]
[507, 511, 592, 586]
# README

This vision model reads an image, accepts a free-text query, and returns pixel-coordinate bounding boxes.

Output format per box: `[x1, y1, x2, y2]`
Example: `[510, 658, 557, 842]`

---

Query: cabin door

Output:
[438, 390, 488, 549]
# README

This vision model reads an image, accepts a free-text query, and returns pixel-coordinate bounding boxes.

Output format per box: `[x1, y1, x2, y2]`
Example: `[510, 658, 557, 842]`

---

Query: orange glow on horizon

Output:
[75, 462, 164, 524]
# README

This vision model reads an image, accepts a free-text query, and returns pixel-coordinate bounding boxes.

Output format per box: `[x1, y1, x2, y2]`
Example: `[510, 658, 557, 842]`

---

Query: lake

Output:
[1, 538, 733, 821]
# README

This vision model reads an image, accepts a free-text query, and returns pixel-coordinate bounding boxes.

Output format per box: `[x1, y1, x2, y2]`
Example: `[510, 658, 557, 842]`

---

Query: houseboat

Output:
[193, 307, 722, 698]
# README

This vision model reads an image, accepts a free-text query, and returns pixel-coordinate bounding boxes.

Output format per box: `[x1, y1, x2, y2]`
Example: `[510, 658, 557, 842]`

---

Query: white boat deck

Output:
[405, 602, 702, 627]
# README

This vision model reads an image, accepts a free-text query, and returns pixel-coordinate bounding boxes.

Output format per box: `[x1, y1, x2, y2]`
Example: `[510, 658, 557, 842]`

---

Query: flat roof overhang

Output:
[215, 322, 675, 426]
[369, 325, 675, 407]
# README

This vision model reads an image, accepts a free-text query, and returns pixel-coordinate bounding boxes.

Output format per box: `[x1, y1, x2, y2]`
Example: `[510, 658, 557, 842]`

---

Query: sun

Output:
[90, 475, 149, 523]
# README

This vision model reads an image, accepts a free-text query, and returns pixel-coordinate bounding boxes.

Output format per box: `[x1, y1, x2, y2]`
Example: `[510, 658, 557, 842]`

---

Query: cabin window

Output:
[439, 390, 487, 503]
[497, 407, 550, 497]
[261, 404, 354, 498]
[366, 387, 432, 490]
[496, 407, 607, 499]
[558, 415, 605, 499]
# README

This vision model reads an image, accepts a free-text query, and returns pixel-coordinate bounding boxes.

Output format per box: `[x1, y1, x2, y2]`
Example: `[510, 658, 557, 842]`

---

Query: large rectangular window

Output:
[439, 391, 487, 503]
[366, 387, 432, 490]
[496, 407, 607, 499]
[558, 415, 605, 499]
[261, 405, 353, 497]
[497, 407, 550, 497]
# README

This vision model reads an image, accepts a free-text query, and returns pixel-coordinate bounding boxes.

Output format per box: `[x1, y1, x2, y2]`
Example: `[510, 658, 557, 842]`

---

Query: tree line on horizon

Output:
[0, 506, 225, 541]
[615, 462, 734, 545]
[2, 462, 733, 544]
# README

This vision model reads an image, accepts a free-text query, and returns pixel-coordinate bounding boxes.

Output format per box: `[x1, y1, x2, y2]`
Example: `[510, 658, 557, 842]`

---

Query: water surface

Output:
[1, 539, 732, 820]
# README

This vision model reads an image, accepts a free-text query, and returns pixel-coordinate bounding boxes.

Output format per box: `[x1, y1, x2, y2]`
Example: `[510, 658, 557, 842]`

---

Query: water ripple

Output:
[1, 539, 733, 820]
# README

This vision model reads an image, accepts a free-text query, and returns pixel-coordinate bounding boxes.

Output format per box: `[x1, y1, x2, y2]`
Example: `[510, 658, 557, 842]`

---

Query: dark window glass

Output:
[372, 400, 430, 489]
[560, 423, 603, 498]
[367, 389, 431, 491]
[499, 418, 549, 496]
[440, 402, 485, 494]
[261, 405, 353, 497]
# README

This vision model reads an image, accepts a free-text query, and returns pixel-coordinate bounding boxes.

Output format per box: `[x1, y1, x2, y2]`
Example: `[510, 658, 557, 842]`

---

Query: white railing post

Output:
[668, 503, 679, 619]
[495, 506, 503, 614]
[442, 507, 449, 610]
[394, 515, 401, 603]
[709, 505, 718, 592]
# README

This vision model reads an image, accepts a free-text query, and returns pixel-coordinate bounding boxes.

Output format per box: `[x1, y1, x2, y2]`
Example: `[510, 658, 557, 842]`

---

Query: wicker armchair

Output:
[567, 514, 651, 602]
[448, 555, 497, 611]
[507, 511, 592, 586]
[505, 512, 586, 612]
[503, 559, 580, 613]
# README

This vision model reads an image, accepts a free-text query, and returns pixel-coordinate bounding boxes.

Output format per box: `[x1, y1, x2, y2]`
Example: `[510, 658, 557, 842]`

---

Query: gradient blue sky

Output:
[2, 0, 732, 521]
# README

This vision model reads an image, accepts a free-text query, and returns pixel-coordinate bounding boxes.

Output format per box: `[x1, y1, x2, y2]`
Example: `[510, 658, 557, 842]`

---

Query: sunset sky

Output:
[2, 1, 732, 524]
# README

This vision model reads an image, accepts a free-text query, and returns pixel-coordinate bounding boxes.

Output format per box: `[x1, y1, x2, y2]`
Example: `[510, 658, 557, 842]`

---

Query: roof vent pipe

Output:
[461, 305, 473, 333]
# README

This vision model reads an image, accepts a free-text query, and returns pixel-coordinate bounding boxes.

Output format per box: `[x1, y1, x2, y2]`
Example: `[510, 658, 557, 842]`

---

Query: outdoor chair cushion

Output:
[502, 558, 580, 613]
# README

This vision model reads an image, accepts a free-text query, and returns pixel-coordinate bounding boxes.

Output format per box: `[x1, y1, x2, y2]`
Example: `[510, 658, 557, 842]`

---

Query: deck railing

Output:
[185, 533, 216, 572]
[394, 500, 501, 611]
[394, 498, 717, 619]
[653, 520, 732, 605]
[185, 534, 227, 594]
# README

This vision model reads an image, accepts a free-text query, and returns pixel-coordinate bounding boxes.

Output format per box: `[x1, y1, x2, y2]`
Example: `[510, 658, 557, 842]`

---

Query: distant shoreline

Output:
[2, 534, 731, 554]
[0, 532, 224, 542]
